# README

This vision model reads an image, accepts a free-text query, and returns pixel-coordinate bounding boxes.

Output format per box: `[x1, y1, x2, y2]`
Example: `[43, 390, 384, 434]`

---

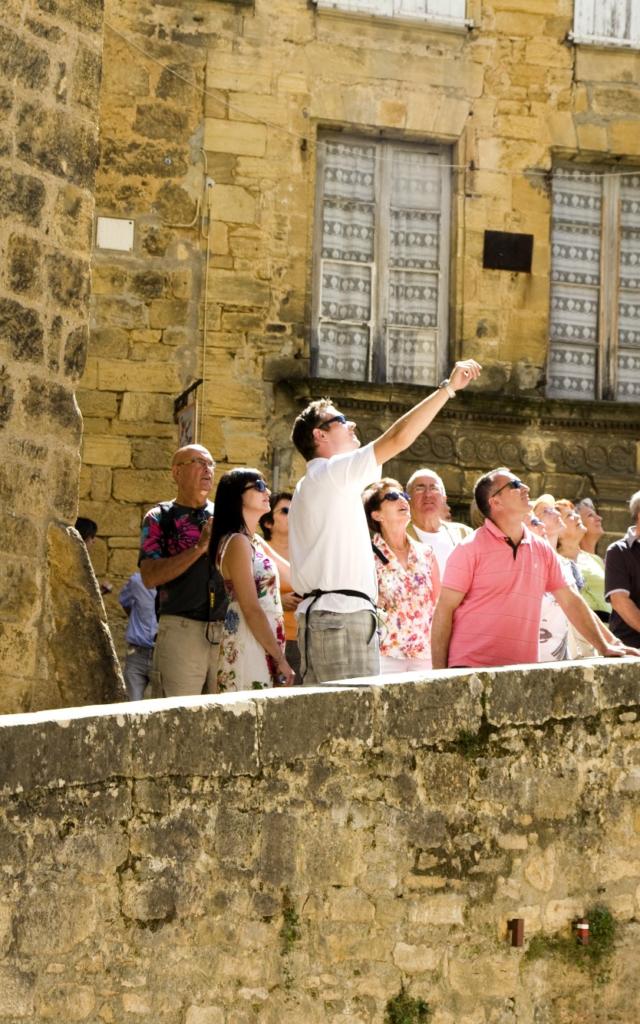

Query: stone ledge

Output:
[1, 660, 639, 795]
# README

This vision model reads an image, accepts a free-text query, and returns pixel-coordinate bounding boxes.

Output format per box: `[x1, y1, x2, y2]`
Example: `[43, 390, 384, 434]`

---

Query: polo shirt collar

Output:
[624, 526, 640, 548]
[484, 517, 532, 546]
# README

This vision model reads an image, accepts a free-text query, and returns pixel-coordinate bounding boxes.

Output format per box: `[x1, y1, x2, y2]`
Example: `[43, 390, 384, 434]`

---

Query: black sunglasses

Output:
[491, 478, 525, 498]
[244, 479, 268, 493]
[318, 414, 348, 430]
[381, 490, 410, 503]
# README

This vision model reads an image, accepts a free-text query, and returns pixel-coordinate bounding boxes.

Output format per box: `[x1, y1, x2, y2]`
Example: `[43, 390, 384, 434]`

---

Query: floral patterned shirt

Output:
[372, 532, 438, 661]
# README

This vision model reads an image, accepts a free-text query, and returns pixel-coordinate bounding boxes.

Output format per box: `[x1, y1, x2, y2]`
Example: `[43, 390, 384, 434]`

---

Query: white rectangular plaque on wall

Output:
[95, 217, 135, 252]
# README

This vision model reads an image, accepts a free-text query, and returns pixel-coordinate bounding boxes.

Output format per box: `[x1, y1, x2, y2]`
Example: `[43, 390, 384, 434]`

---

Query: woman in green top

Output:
[575, 498, 610, 623]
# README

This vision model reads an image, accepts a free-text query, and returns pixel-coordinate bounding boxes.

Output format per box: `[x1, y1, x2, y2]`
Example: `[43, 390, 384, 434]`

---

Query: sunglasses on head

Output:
[491, 478, 525, 498]
[381, 490, 410, 504]
[318, 414, 348, 430]
[244, 479, 268, 493]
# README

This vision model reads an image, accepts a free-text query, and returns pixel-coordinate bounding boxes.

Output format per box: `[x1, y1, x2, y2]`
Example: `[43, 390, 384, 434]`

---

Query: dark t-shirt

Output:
[139, 500, 221, 621]
[604, 529, 640, 647]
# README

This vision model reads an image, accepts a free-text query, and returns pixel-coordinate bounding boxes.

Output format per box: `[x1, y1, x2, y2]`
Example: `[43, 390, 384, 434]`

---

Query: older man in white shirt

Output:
[406, 468, 472, 576]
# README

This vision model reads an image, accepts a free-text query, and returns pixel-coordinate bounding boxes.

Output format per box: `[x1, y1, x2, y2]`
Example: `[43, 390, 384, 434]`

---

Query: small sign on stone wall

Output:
[95, 217, 135, 252]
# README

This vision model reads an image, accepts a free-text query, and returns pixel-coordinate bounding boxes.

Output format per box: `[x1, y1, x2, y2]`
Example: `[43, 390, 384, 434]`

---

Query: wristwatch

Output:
[437, 378, 456, 399]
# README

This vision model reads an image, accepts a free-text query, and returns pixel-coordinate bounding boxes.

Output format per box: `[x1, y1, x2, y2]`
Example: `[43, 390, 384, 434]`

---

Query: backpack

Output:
[155, 501, 227, 623]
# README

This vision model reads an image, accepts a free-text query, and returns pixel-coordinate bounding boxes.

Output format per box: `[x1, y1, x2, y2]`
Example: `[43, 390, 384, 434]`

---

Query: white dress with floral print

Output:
[216, 533, 286, 692]
[373, 532, 438, 666]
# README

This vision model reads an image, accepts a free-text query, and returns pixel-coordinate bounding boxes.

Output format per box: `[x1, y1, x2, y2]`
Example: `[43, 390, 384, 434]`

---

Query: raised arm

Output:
[373, 360, 481, 466]
[140, 518, 212, 589]
[431, 586, 466, 669]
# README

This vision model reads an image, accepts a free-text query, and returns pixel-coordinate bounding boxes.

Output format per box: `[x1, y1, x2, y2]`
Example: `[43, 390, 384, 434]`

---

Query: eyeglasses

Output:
[175, 457, 215, 470]
[381, 490, 410, 503]
[244, 479, 268, 493]
[490, 478, 525, 498]
[318, 414, 348, 430]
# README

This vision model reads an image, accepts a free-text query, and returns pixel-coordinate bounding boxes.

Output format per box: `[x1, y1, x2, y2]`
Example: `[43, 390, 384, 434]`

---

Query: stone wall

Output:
[0, 0, 124, 711]
[2, 662, 640, 1022]
[81, 0, 640, 648]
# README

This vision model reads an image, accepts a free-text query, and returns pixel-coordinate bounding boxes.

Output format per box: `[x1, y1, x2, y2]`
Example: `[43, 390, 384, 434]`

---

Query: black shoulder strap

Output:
[372, 542, 389, 565]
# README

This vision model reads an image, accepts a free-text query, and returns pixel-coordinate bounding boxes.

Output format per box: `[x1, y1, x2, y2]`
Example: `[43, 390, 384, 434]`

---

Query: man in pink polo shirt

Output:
[431, 467, 634, 669]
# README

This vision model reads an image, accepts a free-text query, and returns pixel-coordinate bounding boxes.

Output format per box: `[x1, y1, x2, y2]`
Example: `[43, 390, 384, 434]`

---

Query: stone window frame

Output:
[546, 162, 640, 404]
[310, 131, 453, 387]
[312, 0, 473, 33]
[569, 0, 640, 49]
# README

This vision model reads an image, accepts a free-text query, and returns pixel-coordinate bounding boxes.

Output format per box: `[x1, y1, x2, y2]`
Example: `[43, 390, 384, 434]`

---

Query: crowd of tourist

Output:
[101, 358, 640, 699]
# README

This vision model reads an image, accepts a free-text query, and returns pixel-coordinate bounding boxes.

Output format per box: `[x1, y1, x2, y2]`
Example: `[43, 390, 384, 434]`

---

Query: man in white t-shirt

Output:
[406, 469, 472, 576]
[288, 360, 482, 684]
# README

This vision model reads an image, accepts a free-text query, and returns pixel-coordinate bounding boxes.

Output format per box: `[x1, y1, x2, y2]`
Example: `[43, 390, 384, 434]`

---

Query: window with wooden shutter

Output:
[312, 136, 451, 385]
[547, 167, 640, 402]
[313, 0, 467, 26]
[572, 0, 640, 47]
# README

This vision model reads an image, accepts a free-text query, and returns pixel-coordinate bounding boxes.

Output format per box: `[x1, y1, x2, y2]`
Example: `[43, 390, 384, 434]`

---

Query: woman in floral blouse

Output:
[210, 468, 295, 692]
[363, 478, 440, 673]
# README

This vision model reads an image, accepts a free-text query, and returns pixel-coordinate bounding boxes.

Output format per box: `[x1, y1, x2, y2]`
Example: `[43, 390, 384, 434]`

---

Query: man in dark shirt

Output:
[604, 490, 640, 648]
[139, 444, 223, 697]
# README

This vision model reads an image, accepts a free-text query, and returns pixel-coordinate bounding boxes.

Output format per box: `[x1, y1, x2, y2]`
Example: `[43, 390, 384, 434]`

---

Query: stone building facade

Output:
[80, 0, 640, 641]
[2, 663, 640, 1022]
[0, 0, 123, 712]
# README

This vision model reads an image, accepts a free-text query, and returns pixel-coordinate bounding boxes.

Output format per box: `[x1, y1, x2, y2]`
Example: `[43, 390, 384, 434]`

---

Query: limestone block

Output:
[542, 898, 584, 931]
[206, 52, 272, 94]
[148, 299, 189, 330]
[485, 663, 598, 726]
[610, 121, 640, 157]
[327, 888, 375, 923]
[575, 47, 639, 84]
[119, 392, 174, 423]
[130, 699, 260, 780]
[576, 122, 608, 152]
[37, 982, 96, 1020]
[0, 622, 38, 678]
[82, 435, 131, 468]
[118, 993, 152, 1017]
[524, 846, 555, 893]
[108, 547, 138, 576]
[376, 98, 407, 129]
[210, 185, 257, 225]
[374, 674, 482, 745]
[185, 1008, 225, 1024]
[77, 500, 141, 537]
[112, 469, 175, 503]
[448, 954, 519, 998]
[433, 97, 471, 138]
[494, 11, 545, 35]
[392, 942, 440, 974]
[98, 359, 181, 394]
[205, 118, 268, 156]
[407, 894, 466, 926]
[92, 295, 148, 330]
[0, 966, 35, 1017]
[45, 523, 125, 707]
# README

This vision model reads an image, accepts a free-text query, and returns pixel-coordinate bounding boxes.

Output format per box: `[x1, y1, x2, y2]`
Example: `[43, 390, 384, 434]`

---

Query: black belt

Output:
[300, 589, 378, 683]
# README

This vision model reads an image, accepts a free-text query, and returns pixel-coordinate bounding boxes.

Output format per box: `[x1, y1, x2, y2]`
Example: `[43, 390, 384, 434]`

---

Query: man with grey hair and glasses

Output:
[139, 444, 226, 697]
[604, 490, 640, 650]
[406, 468, 472, 575]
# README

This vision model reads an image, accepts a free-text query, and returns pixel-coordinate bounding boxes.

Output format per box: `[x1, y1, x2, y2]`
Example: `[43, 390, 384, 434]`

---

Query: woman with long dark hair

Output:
[210, 468, 294, 691]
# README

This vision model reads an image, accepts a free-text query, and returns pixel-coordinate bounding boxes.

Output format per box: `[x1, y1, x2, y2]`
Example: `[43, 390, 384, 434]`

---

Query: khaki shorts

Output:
[151, 616, 223, 697]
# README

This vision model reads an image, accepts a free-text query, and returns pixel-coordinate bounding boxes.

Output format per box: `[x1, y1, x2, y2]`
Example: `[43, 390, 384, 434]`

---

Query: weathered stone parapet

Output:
[1, 662, 640, 1022]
